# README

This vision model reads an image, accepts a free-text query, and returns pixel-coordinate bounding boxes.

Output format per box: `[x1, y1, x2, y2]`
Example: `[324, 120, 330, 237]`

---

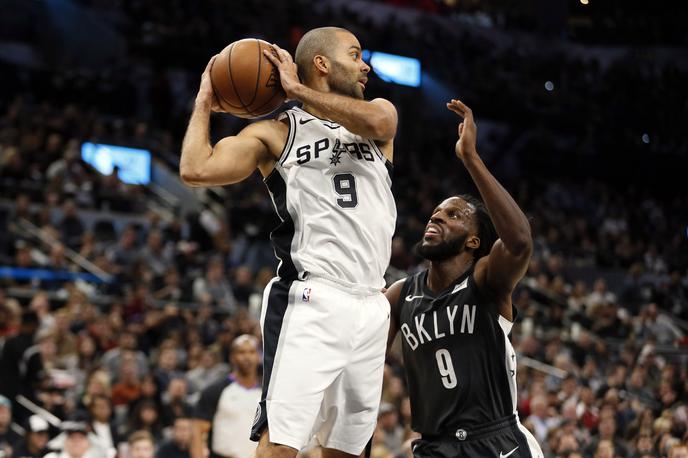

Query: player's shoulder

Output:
[239, 118, 288, 138]
[201, 376, 233, 398]
[385, 272, 424, 311]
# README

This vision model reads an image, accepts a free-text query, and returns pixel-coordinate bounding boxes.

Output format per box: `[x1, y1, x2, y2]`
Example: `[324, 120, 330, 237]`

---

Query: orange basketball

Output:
[210, 39, 286, 119]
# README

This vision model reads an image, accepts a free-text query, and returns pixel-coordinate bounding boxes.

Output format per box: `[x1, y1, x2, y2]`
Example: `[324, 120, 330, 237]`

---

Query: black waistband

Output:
[422, 414, 519, 442]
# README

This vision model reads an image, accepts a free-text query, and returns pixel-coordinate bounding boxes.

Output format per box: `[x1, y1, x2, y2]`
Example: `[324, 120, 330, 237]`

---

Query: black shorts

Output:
[412, 415, 543, 458]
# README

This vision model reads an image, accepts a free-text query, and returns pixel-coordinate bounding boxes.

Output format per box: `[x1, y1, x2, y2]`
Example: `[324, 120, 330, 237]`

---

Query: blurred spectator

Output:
[192, 257, 236, 314]
[59, 200, 85, 250]
[127, 430, 155, 458]
[125, 399, 163, 443]
[101, 331, 148, 381]
[13, 414, 50, 458]
[87, 395, 119, 456]
[111, 356, 142, 407]
[377, 402, 404, 454]
[44, 420, 98, 458]
[155, 416, 191, 458]
[160, 377, 192, 428]
[0, 311, 40, 403]
[186, 347, 228, 394]
[0, 395, 21, 455]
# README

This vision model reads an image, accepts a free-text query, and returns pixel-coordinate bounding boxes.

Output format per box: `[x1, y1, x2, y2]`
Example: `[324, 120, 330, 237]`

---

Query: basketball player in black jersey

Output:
[385, 99, 544, 458]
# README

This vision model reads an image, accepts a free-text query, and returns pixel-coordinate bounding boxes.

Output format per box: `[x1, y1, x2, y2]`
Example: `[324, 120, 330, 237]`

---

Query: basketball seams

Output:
[245, 38, 261, 107]
[227, 41, 257, 117]
[212, 44, 245, 111]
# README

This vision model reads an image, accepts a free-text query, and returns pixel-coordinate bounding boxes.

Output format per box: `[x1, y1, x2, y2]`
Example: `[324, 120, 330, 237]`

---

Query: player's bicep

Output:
[205, 134, 267, 186]
[476, 239, 531, 297]
[182, 130, 268, 187]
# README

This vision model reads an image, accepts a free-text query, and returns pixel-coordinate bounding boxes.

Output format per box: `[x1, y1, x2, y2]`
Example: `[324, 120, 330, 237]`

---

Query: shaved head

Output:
[295, 27, 352, 83]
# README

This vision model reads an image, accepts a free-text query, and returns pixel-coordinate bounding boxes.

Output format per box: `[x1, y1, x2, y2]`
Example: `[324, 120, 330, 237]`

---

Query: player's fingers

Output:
[448, 100, 466, 114]
[278, 48, 293, 63]
[263, 49, 281, 65]
[454, 99, 473, 117]
[446, 104, 465, 118]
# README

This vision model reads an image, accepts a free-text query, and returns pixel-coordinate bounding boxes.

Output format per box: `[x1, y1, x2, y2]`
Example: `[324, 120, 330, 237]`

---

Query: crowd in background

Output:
[0, 0, 687, 457]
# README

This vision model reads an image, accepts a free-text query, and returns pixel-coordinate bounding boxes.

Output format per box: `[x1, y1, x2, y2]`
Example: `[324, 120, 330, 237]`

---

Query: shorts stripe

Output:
[250, 278, 293, 442]
[512, 422, 536, 458]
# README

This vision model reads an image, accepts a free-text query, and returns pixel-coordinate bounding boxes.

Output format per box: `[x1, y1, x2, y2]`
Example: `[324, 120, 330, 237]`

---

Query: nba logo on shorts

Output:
[302, 287, 312, 302]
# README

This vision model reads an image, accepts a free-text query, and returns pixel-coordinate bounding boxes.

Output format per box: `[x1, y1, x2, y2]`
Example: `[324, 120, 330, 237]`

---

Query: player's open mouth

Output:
[424, 225, 441, 237]
[358, 80, 367, 89]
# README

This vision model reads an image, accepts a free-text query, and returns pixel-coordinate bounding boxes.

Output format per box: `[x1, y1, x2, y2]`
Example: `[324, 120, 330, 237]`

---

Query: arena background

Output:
[0, 0, 686, 457]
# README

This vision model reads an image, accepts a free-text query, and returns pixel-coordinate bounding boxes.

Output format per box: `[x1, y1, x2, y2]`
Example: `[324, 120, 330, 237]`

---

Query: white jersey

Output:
[264, 106, 396, 290]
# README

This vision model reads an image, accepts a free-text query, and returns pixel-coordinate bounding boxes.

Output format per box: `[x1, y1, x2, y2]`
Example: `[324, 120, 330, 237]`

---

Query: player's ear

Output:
[466, 235, 480, 251]
[313, 55, 329, 76]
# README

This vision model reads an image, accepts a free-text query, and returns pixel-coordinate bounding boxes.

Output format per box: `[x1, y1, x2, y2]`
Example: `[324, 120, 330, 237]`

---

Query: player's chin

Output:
[421, 236, 441, 246]
[353, 86, 365, 99]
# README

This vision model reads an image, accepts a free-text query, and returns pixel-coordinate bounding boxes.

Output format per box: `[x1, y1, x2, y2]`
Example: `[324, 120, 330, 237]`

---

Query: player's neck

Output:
[300, 103, 332, 122]
[300, 80, 335, 121]
[232, 371, 258, 389]
[427, 256, 473, 293]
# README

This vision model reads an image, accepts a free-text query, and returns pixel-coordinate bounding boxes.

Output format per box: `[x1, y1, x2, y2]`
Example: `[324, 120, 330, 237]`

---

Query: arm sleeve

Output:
[194, 379, 228, 422]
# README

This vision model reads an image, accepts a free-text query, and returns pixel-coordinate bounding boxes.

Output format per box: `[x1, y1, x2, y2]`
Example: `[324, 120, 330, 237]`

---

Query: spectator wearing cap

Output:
[191, 335, 260, 458]
[378, 402, 404, 454]
[14, 415, 50, 458]
[155, 416, 191, 458]
[44, 421, 96, 458]
[0, 395, 21, 456]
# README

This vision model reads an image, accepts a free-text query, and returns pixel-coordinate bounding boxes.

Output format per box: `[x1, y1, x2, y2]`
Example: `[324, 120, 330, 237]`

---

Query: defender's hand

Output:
[447, 99, 478, 160]
[263, 44, 302, 100]
[197, 55, 223, 112]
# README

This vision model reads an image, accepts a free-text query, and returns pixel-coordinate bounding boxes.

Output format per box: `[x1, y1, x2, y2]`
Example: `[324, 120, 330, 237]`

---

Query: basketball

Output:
[210, 38, 286, 119]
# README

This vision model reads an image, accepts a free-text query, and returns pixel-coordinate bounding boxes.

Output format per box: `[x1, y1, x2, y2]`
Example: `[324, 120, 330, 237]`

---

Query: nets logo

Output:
[302, 287, 312, 302]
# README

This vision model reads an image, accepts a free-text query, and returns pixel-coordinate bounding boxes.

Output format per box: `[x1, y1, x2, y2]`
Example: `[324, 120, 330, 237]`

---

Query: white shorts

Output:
[250, 276, 390, 455]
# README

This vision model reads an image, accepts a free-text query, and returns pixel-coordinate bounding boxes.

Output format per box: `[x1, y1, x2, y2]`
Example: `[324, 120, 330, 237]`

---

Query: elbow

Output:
[510, 232, 533, 259]
[366, 114, 396, 141]
[179, 165, 203, 187]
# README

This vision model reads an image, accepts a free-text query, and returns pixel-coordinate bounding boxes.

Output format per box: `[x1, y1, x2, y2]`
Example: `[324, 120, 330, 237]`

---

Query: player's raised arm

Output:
[447, 99, 532, 314]
[264, 37, 397, 146]
[180, 56, 280, 187]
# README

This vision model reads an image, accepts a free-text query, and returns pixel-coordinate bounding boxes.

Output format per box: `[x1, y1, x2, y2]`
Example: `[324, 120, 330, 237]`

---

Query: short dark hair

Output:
[295, 27, 351, 83]
[456, 194, 497, 261]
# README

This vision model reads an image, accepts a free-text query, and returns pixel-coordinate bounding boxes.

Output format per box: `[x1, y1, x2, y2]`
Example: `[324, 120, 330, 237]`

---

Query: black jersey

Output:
[395, 268, 518, 436]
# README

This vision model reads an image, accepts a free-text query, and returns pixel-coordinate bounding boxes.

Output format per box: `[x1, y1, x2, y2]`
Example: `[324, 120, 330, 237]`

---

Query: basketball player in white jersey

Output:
[180, 27, 397, 458]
